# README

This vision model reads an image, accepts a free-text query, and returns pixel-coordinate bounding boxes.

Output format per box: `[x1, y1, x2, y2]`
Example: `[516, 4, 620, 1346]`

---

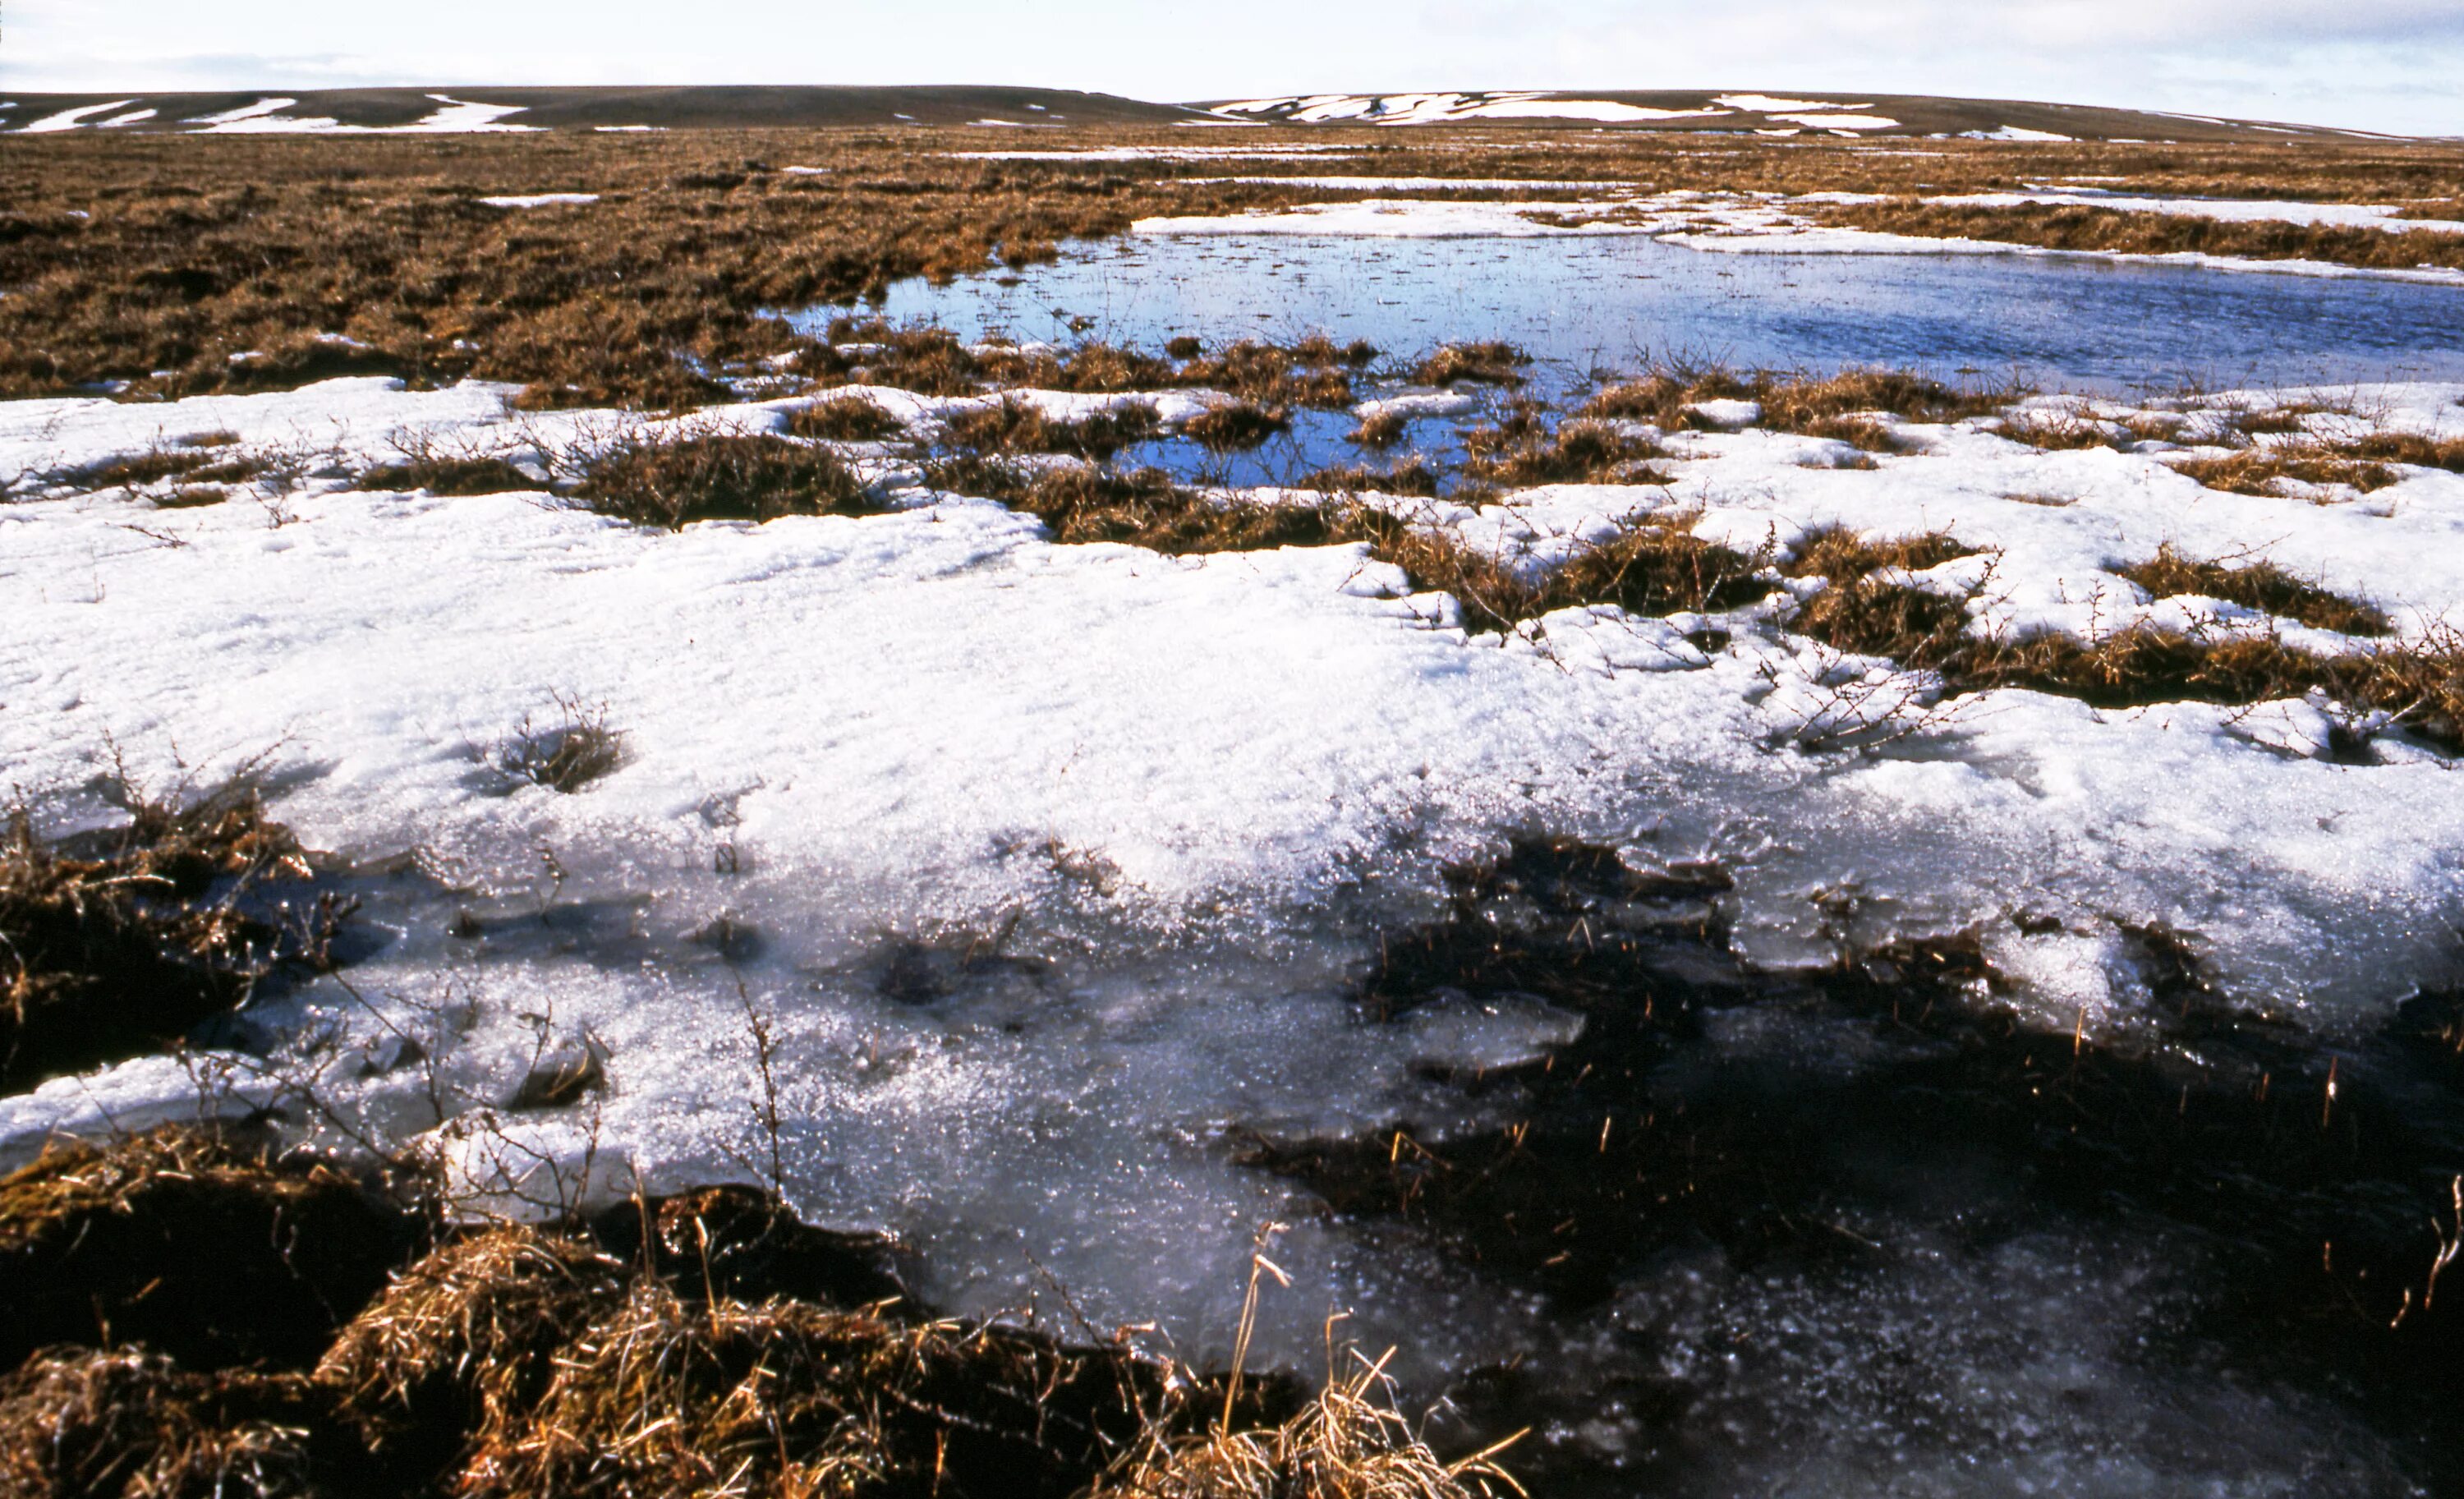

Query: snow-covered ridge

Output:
[8, 94, 538, 135]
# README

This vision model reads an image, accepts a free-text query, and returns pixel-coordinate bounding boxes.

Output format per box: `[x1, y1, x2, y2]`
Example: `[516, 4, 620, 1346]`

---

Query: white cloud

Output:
[1, 0, 2456, 135]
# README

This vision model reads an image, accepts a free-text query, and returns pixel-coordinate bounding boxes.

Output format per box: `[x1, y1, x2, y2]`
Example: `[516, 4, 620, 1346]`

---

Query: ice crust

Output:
[5, 366, 2464, 1394]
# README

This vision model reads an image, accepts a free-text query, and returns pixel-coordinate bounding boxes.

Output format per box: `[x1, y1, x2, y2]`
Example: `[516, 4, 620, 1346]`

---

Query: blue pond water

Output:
[851, 230, 2464, 398]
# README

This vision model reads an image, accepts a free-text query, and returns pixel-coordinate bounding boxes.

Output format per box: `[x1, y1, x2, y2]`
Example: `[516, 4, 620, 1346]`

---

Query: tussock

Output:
[1414, 343, 1529, 389]
[1, 784, 345, 1092]
[1780, 529, 2464, 747]
[1346, 411, 1409, 448]
[1359, 512, 1772, 635]
[1460, 407, 1668, 485]
[498, 697, 624, 793]
[0, 1130, 1511, 1499]
[2118, 545, 2392, 635]
[928, 458, 1338, 554]
[2169, 446, 2402, 496]
[462, 1281, 1149, 1499]
[358, 456, 536, 496]
[1301, 462, 1444, 499]
[1815, 198, 2464, 273]
[572, 432, 877, 527]
[786, 395, 910, 442]
[1183, 400, 1290, 452]
[0, 1127, 416, 1373]
[940, 396, 1161, 460]
[1584, 365, 2009, 448]
[0, 1348, 373, 1499]
[1096, 1350, 1517, 1499]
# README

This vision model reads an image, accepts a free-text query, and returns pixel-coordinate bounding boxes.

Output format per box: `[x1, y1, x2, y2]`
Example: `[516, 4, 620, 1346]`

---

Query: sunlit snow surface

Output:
[6, 228, 2464, 1488]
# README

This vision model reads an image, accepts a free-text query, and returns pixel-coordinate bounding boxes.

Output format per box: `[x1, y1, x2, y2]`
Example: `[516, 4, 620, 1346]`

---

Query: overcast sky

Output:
[6, 0, 2459, 136]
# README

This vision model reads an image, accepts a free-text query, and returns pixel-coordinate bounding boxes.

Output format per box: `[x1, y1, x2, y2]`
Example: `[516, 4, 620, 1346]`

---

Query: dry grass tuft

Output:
[358, 456, 536, 496]
[0, 1127, 416, 1373]
[1183, 401, 1291, 452]
[1414, 343, 1529, 389]
[1993, 408, 2179, 452]
[0, 1347, 374, 1499]
[1584, 366, 2007, 449]
[319, 1229, 625, 1451]
[460, 1280, 1149, 1499]
[1301, 462, 1445, 499]
[498, 697, 625, 793]
[1814, 198, 2464, 273]
[1097, 1350, 1518, 1499]
[2118, 545, 2391, 635]
[1460, 407, 1669, 485]
[1, 785, 344, 1092]
[1779, 529, 2464, 747]
[1347, 411, 1410, 449]
[572, 433, 877, 527]
[2168, 445, 2403, 496]
[1359, 512, 1772, 635]
[940, 397, 1161, 460]
[785, 396, 910, 443]
[929, 458, 1337, 554]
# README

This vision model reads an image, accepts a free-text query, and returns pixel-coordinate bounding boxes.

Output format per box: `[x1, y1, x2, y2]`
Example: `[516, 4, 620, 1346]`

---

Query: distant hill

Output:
[1196, 90, 2402, 142]
[0, 85, 2407, 141]
[0, 85, 1218, 135]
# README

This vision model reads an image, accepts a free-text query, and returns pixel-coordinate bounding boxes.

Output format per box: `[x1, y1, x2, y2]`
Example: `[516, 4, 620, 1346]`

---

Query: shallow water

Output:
[855, 232, 2464, 397]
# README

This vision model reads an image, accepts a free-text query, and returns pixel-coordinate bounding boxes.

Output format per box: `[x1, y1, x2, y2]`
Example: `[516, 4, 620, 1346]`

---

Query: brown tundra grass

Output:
[9, 129, 2463, 405]
[0, 1128, 1511, 1499]
[0, 784, 344, 1092]
[1782, 527, 2464, 748]
[572, 431, 878, 526]
[1814, 199, 2464, 272]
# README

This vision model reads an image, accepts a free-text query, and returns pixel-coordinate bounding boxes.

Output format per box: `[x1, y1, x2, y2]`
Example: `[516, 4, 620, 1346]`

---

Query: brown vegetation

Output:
[1780, 527, 2464, 748]
[358, 456, 536, 495]
[2117, 545, 2392, 636]
[939, 397, 1162, 460]
[571, 432, 877, 526]
[1583, 365, 2010, 448]
[785, 395, 909, 442]
[1814, 199, 2464, 272]
[1460, 407, 1669, 485]
[1, 784, 346, 1092]
[0, 1127, 1508, 1499]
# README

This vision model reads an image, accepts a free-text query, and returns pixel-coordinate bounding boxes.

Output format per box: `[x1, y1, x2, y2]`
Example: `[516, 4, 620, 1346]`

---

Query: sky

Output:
[4, 0, 2460, 136]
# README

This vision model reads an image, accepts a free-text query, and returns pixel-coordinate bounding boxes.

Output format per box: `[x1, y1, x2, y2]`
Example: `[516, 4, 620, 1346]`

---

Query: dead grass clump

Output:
[1, 784, 343, 1092]
[1814, 199, 2464, 274]
[942, 397, 1162, 460]
[56, 447, 218, 492]
[357, 456, 536, 496]
[786, 396, 909, 442]
[460, 1281, 1150, 1499]
[1183, 401, 1291, 452]
[0, 1347, 376, 1499]
[1460, 408, 1669, 485]
[986, 341, 1179, 394]
[1359, 513, 1772, 634]
[498, 697, 624, 793]
[2168, 446, 2403, 496]
[814, 322, 988, 397]
[1175, 342, 1355, 410]
[1096, 1351, 1515, 1499]
[1414, 343, 1529, 389]
[319, 1230, 625, 1455]
[1347, 411, 1409, 448]
[1993, 409, 2172, 452]
[2344, 430, 2464, 474]
[155, 485, 231, 509]
[0, 1127, 417, 1373]
[572, 433, 876, 526]
[1582, 366, 2008, 448]
[2118, 545, 2392, 635]
[932, 459, 1338, 554]
[1301, 462, 1445, 499]
[1780, 539, 2464, 749]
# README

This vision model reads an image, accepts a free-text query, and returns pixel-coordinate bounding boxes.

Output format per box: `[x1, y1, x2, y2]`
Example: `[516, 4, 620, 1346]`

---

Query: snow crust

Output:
[18, 99, 136, 133]
[7, 361, 2464, 1386]
[476, 194, 602, 209]
[1211, 93, 1733, 126]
